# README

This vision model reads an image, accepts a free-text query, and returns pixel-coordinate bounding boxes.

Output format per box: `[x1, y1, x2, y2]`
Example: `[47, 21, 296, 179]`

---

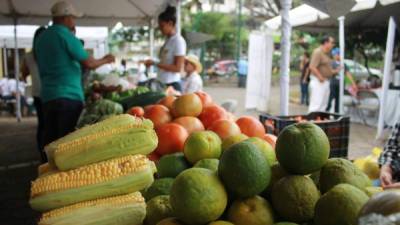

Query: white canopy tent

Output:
[266, 0, 399, 139]
[0, 0, 177, 121]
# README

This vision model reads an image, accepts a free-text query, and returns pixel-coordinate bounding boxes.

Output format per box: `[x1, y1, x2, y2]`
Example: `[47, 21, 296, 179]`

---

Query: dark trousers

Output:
[300, 82, 309, 105]
[238, 75, 247, 88]
[33, 97, 46, 162]
[166, 82, 182, 92]
[42, 98, 83, 148]
[326, 78, 340, 113]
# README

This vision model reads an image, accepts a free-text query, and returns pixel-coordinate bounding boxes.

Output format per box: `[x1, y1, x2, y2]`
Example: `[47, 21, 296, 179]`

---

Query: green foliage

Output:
[184, 11, 249, 61]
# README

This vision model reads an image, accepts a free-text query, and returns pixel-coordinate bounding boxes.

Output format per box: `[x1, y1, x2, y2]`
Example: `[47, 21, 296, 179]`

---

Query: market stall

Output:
[0, 0, 174, 121]
[28, 91, 390, 224]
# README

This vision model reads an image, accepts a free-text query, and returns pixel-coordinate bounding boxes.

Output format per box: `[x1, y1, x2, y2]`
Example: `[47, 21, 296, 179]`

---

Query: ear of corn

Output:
[45, 114, 158, 171]
[38, 192, 146, 225]
[38, 163, 58, 177]
[30, 154, 156, 212]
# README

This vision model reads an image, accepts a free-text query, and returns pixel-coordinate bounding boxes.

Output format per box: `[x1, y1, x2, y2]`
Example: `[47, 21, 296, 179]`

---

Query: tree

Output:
[185, 12, 249, 60]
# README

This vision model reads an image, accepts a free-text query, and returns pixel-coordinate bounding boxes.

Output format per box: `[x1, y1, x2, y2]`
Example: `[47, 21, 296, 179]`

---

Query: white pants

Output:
[308, 76, 330, 113]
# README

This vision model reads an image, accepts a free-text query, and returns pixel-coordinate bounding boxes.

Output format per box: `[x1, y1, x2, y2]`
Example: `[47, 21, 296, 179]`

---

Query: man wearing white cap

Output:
[183, 55, 203, 94]
[35, 1, 115, 150]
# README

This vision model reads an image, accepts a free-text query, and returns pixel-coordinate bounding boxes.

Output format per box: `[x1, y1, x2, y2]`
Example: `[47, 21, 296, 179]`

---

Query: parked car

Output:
[344, 59, 382, 81]
[207, 60, 237, 77]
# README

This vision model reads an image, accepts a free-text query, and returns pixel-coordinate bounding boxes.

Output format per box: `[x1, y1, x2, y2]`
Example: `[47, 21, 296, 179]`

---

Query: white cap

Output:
[51, 1, 83, 17]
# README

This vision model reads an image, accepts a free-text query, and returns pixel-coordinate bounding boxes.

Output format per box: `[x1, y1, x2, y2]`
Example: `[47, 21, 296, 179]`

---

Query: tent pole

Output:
[149, 19, 155, 74]
[13, 18, 21, 122]
[338, 16, 345, 115]
[377, 16, 396, 139]
[279, 0, 292, 116]
[3, 45, 8, 78]
[176, 0, 181, 36]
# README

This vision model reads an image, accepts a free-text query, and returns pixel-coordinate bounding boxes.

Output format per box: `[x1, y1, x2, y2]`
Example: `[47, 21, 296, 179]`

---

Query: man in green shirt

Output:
[35, 1, 115, 150]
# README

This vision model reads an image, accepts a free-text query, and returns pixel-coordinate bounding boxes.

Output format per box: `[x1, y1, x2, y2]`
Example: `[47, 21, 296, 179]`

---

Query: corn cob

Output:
[45, 114, 158, 171]
[38, 163, 58, 177]
[30, 154, 156, 212]
[38, 192, 146, 225]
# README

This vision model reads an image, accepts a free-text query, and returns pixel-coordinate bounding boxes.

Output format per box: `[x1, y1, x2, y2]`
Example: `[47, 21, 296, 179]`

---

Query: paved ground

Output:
[0, 82, 382, 224]
[205, 83, 381, 159]
[0, 117, 40, 225]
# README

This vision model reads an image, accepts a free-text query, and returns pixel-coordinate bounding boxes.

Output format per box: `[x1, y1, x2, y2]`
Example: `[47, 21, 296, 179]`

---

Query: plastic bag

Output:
[359, 213, 400, 225]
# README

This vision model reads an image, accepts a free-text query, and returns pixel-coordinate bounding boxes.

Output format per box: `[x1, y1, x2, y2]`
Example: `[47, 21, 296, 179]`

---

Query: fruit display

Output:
[29, 90, 383, 225]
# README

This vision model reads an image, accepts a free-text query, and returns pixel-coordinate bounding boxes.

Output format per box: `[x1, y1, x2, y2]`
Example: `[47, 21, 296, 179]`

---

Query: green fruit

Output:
[314, 184, 369, 225]
[227, 195, 274, 225]
[142, 178, 174, 201]
[245, 137, 276, 165]
[276, 123, 330, 175]
[145, 195, 174, 225]
[264, 162, 288, 196]
[156, 217, 186, 225]
[221, 134, 248, 151]
[170, 168, 228, 225]
[309, 171, 320, 189]
[319, 158, 371, 193]
[208, 221, 234, 225]
[272, 176, 320, 223]
[364, 186, 383, 197]
[194, 159, 219, 172]
[219, 141, 271, 198]
[184, 131, 222, 164]
[157, 153, 190, 178]
[274, 223, 299, 225]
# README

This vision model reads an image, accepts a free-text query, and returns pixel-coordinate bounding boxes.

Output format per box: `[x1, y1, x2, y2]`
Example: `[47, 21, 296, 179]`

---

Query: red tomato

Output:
[208, 119, 241, 140]
[198, 105, 228, 129]
[236, 116, 266, 138]
[195, 91, 213, 107]
[143, 104, 172, 128]
[173, 116, 205, 134]
[155, 123, 189, 155]
[128, 106, 144, 117]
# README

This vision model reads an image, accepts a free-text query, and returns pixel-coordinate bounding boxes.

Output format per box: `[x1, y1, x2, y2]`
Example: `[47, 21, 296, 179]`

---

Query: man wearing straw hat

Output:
[35, 1, 115, 150]
[183, 55, 203, 94]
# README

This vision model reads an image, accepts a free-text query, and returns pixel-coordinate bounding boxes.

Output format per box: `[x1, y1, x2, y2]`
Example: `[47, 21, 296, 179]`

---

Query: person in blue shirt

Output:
[35, 1, 115, 150]
[237, 58, 248, 88]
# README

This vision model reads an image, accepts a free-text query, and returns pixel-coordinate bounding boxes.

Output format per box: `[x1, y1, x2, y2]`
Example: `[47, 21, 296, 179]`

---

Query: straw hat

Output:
[51, 1, 83, 17]
[185, 55, 203, 73]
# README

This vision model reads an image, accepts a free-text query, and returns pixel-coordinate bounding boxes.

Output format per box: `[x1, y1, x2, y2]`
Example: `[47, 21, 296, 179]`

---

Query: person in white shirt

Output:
[21, 26, 47, 162]
[144, 5, 186, 92]
[183, 55, 203, 94]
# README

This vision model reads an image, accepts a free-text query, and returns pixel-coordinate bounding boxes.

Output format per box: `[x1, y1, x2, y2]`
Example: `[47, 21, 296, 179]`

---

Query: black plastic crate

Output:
[259, 112, 350, 158]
